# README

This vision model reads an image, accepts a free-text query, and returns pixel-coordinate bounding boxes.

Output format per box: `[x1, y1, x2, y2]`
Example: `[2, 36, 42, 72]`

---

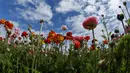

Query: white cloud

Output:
[63, 0, 130, 42]
[109, 0, 120, 10]
[55, 0, 111, 13]
[15, 0, 33, 6]
[84, 5, 97, 13]
[66, 14, 86, 33]
[55, 0, 88, 13]
[66, 14, 103, 41]
[11, 0, 130, 41]
[0, 25, 6, 37]
[9, 21, 20, 28]
[15, 0, 53, 25]
[31, 29, 50, 37]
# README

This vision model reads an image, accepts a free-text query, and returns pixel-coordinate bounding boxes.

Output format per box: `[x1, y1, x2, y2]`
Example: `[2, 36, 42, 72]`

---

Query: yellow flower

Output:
[54, 34, 64, 44]
[57, 34, 64, 42]
[41, 40, 45, 44]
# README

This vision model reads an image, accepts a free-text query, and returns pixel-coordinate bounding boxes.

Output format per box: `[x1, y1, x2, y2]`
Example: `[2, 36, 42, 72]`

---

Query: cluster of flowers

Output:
[0, 19, 14, 36]
[0, 1, 130, 52]
[46, 30, 91, 49]
[0, 1, 130, 73]
[117, 1, 130, 34]
[0, 19, 91, 51]
[0, 15, 123, 52]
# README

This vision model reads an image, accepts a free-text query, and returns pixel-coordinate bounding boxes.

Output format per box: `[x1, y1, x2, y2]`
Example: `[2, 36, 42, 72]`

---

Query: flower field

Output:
[0, 1, 130, 73]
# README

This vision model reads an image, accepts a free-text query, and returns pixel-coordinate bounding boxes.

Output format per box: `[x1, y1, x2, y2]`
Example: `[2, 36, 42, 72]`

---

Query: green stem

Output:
[121, 8, 128, 20]
[39, 24, 43, 35]
[38, 23, 44, 47]
[106, 28, 109, 42]
[32, 23, 44, 73]
[32, 55, 35, 73]
[31, 45, 35, 73]
[17, 58, 19, 73]
[126, 39, 129, 73]
[125, 6, 130, 18]
[121, 21, 126, 34]
[92, 29, 97, 72]
[92, 29, 95, 43]
[35, 57, 37, 72]
[102, 17, 110, 42]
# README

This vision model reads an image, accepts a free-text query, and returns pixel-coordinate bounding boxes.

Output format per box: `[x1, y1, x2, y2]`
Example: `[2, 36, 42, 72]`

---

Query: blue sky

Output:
[0, 0, 130, 40]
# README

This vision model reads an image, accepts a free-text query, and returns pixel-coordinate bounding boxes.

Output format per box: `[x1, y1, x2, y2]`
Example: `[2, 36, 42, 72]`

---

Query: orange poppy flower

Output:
[0, 19, 6, 24]
[53, 34, 64, 44]
[44, 38, 51, 44]
[47, 30, 57, 41]
[5, 21, 14, 29]
[31, 32, 36, 37]
[57, 34, 64, 41]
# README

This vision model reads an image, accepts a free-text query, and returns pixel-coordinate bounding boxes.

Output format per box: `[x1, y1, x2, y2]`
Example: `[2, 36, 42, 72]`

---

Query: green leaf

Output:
[108, 32, 112, 36]
[125, 19, 130, 24]
[101, 35, 107, 39]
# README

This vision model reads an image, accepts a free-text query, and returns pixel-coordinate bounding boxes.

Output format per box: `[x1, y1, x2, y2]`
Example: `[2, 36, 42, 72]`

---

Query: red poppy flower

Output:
[65, 36, 73, 40]
[5, 21, 14, 29]
[79, 36, 84, 41]
[73, 36, 84, 41]
[84, 36, 90, 41]
[18, 37, 22, 40]
[82, 16, 98, 30]
[11, 33, 17, 38]
[0, 37, 3, 41]
[103, 40, 108, 44]
[66, 32, 72, 36]
[65, 32, 73, 40]
[73, 40, 80, 49]
[21, 31, 28, 37]
[44, 38, 51, 44]
[91, 44, 95, 50]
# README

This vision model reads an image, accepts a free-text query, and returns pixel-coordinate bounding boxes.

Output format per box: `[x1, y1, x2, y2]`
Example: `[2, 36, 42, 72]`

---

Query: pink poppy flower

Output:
[84, 36, 90, 41]
[82, 16, 98, 30]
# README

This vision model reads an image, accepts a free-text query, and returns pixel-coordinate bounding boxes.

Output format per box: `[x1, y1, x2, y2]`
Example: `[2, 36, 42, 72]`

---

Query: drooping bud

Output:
[40, 19, 44, 24]
[123, 1, 127, 6]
